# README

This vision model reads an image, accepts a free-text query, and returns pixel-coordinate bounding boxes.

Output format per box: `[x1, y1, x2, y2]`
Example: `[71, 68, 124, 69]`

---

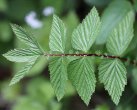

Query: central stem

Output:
[44, 53, 136, 66]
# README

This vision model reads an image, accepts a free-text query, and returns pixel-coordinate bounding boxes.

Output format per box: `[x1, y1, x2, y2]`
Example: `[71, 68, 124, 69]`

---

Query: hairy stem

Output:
[44, 53, 137, 66]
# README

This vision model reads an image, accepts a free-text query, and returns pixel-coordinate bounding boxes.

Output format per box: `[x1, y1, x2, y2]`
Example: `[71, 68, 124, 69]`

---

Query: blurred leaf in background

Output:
[85, 0, 111, 7]
[96, 0, 133, 44]
[12, 77, 62, 110]
[0, 21, 12, 42]
[0, 0, 7, 12]
[12, 96, 47, 110]
[26, 77, 55, 104]
[95, 104, 110, 110]
[131, 68, 137, 93]
[1, 81, 21, 101]
[133, 0, 137, 12]
[116, 106, 132, 110]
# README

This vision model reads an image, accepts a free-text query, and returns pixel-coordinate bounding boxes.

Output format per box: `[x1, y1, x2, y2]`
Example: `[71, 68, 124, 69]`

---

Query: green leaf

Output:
[49, 57, 68, 101]
[96, 0, 133, 44]
[68, 57, 96, 105]
[10, 56, 39, 85]
[106, 11, 134, 56]
[3, 49, 41, 63]
[71, 7, 101, 52]
[49, 15, 67, 53]
[11, 24, 43, 53]
[98, 59, 127, 105]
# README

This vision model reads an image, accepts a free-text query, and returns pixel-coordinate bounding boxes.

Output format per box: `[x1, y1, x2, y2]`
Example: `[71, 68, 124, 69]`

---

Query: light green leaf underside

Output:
[96, 0, 133, 44]
[68, 57, 96, 105]
[10, 56, 39, 85]
[98, 59, 127, 105]
[49, 57, 68, 101]
[107, 11, 134, 56]
[72, 7, 101, 52]
[11, 24, 43, 53]
[3, 49, 41, 63]
[49, 15, 67, 53]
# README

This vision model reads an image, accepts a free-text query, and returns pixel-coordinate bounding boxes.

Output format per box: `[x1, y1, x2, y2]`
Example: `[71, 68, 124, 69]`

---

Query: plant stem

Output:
[44, 53, 137, 66]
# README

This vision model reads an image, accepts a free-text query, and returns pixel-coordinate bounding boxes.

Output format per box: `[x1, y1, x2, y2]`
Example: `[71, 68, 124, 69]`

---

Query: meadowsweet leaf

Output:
[49, 57, 68, 101]
[71, 7, 101, 52]
[11, 24, 43, 53]
[98, 59, 127, 105]
[49, 15, 67, 53]
[96, 0, 133, 44]
[10, 56, 39, 85]
[3, 49, 41, 63]
[68, 57, 96, 105]
[106, 11, 134, 56]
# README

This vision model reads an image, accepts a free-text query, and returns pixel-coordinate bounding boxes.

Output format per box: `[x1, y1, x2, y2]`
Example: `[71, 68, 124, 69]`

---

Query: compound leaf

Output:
[71, 7, 101, 52]
[106, 11, 134, 56]
[3, 49, 41, 63]
[11, 24, 43, 53]
[49, 15, 67, 53]
[49, 57, 68, 101]
[10, 56, 39, 85]
[68, 57, 96, 105]
[98, 59, 127, 105]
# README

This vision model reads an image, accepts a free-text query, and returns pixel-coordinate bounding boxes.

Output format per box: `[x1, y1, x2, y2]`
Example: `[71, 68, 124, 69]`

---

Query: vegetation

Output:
[1, 0, 137, 110]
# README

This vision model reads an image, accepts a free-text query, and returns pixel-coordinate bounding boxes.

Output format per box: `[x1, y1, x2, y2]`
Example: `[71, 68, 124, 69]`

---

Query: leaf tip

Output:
[2, 53, 6, 58]
[10, 23, 14, 28]
[56, 95, 63, 102]
[92, 6, 97, 10]
[91, 6, 98, 14]
[53, 14, 58, 20]
[2, 52, 9, 60]
[10, 23, 18, 30]
[9, 76, 20, 86]
[113, 99, 120, 106]
[84, 100, 90, 106]
[9, 81, 15, 86]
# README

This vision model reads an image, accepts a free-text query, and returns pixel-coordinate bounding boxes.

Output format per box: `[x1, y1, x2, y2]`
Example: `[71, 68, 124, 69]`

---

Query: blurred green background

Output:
[0, 0, 137, 110]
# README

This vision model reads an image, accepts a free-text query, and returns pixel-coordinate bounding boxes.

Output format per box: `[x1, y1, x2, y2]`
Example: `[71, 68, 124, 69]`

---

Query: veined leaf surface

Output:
[49, 15, 67, 53]
[3, 49, 41, 62]
[49, 57, 68, 101]
[72, 7, 101, 52]
[98, 59, 127, 105]
[10, 56, 39, 85]
[68, 57, 96, 105]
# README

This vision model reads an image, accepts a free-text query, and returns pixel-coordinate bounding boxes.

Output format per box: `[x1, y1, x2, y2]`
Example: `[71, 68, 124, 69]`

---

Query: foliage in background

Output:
[1, 0, 137, 110]
[3, 3, 135, 107]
